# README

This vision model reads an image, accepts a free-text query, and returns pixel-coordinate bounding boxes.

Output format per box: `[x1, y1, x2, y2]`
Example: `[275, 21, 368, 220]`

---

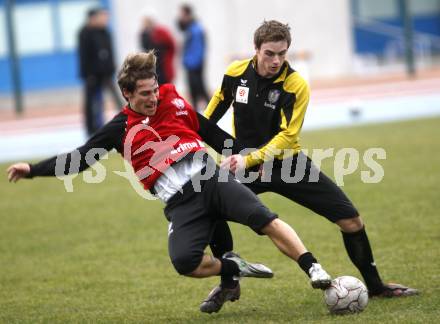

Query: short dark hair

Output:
[87, 7, 104, 18]
[181, 4, 193, 16]
[254, 20, 291, 49]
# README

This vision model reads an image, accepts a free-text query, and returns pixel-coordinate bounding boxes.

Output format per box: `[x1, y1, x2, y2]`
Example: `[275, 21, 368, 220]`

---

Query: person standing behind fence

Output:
[176, 4, 210, 112]
[78, 7, 123, 136]
[140, 9, 176, 84]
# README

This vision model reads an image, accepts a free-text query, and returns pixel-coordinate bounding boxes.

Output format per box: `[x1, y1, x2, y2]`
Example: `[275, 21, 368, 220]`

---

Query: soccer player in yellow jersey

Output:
[201, 20, 418, 313]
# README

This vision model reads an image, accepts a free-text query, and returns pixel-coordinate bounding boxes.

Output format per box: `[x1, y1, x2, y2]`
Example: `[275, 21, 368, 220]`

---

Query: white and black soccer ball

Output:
[324, 276, 368, 315]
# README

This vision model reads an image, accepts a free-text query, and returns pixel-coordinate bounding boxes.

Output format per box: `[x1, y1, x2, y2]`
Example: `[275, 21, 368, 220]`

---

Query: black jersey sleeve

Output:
[204, 60, 252, 123]
[28, 112, 127, 178]
[196, 112, 245, 155]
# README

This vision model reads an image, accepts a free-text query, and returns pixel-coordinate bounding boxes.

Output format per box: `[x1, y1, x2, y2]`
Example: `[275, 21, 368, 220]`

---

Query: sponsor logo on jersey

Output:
[172, 98, 188, 116]
[170, 140, 204, 155]
[141, 117, 150, 125]
[240, 79, 248, 85]
[264, 102, 276, 109]
[236, 86, 249, 104]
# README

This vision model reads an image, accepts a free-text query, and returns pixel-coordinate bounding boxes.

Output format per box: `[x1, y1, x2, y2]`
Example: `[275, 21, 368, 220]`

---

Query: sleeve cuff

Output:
[245, 153, 263, 168]
[25, 164, 34, 178]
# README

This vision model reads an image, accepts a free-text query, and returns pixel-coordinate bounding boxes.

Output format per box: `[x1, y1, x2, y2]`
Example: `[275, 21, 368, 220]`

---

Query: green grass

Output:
[1, 117, 439, 323]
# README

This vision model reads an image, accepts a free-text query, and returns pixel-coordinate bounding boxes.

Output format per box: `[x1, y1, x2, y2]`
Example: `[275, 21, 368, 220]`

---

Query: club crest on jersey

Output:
[264, 89, 280, 109]
[172, 98, 185, 109]
[268, 89, 281, 104]
[172, 98, 188, 115]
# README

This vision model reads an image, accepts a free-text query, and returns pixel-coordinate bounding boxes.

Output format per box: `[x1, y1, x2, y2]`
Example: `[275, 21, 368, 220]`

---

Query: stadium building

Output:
[0, 0, 439, 94]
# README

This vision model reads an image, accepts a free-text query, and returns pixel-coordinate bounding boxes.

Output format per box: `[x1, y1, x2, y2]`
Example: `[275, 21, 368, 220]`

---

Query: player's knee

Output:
[248, 206, 279, 235]
[260, 218, 280, 235]
[337, 216, 364, 233]
[171, 251, 203, 276]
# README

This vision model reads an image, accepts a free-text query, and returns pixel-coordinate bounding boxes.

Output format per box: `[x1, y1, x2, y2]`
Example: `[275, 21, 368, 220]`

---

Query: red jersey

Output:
[152, 25, 176, 83]
[122, 84, 206, 190]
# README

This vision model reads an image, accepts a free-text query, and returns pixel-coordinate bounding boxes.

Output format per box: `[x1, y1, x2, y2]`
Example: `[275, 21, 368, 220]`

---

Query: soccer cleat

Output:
[224, 251, 274, 279]
[200, 284, 241, 313]
[369, 283, 419, 298]
[308, 263, 332, 289]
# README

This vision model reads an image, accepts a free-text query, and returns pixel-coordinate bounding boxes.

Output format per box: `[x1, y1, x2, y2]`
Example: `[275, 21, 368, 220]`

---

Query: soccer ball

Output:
[324, 276, 368, 315]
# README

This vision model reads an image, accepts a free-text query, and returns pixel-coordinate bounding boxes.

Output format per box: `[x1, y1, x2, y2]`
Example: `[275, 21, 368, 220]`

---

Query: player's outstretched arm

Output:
[7, 163, 31, 183]
[8, 113, 126, 180]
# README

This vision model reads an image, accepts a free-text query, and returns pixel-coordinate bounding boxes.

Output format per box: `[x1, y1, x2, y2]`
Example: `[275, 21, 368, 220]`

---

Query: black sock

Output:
[210, 221, 236, 288]
[342, 226, 384, 294]
[210, 221, 234, 257]
[220, 276, 238, 289]
[298, 252, 318, 277]
[220, 258, 240, 277]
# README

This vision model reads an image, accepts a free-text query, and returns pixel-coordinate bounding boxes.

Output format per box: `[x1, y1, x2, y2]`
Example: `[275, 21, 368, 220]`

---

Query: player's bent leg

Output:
[212, 173, 331, 289]
[339, 220, 385, 295]
[274, 158, 418, 296]
[210, 220, 234, 259]
[170, 248, 205, 276]
[261, 218, 331, 289]
[186, 254, 222, 278]
[336, 215, 364, 232]
[340, 222, 419, 297]
[204, 221, 240, 313]
[209, 220, 237, 289]
[175, 251, 273, 279]
[261, 218, 306, 260]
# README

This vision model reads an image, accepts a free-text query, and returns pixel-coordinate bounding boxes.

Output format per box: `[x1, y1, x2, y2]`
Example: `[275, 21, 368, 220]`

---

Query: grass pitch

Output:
[1, 117, 439, 323]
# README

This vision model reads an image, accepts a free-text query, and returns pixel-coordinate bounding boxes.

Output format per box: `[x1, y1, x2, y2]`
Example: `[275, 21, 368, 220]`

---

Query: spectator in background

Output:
[140, 8, 176, 84]
[176, 4, 210, 112]
[78, 7, 123, 136]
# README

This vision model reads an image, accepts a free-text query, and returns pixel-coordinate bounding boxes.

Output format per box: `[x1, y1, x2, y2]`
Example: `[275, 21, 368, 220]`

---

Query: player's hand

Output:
[6, 163, 31, 183]
[220, 154, 246, 173]
[258, 164, 265, 179]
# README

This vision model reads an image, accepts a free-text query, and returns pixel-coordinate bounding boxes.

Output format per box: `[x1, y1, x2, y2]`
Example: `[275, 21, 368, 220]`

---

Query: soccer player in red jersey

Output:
[8, 51, 332, 313]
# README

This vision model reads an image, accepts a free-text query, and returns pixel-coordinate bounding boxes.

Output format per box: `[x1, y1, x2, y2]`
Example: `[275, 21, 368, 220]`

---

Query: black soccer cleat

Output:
[200, 284, 241, 313]
[369, 283, 419, 298]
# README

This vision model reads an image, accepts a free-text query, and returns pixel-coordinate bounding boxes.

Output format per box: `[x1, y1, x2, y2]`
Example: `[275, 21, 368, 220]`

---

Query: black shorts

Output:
[244, 152, 359, 223]
[163, 163, 277, 275]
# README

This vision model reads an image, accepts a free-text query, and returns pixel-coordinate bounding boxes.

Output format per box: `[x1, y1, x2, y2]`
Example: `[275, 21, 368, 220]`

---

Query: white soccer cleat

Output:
[224, 252, 274, 279]
[309, 263, 332, 289]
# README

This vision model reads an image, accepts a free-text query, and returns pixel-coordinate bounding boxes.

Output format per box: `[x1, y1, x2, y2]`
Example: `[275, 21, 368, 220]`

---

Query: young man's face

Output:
[255, 41, 289, 78]
[143, 16, 154, 30]
[91, 10, 109, 28]
[177, 9, 191, 30]
[124, 78, 159, 116]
